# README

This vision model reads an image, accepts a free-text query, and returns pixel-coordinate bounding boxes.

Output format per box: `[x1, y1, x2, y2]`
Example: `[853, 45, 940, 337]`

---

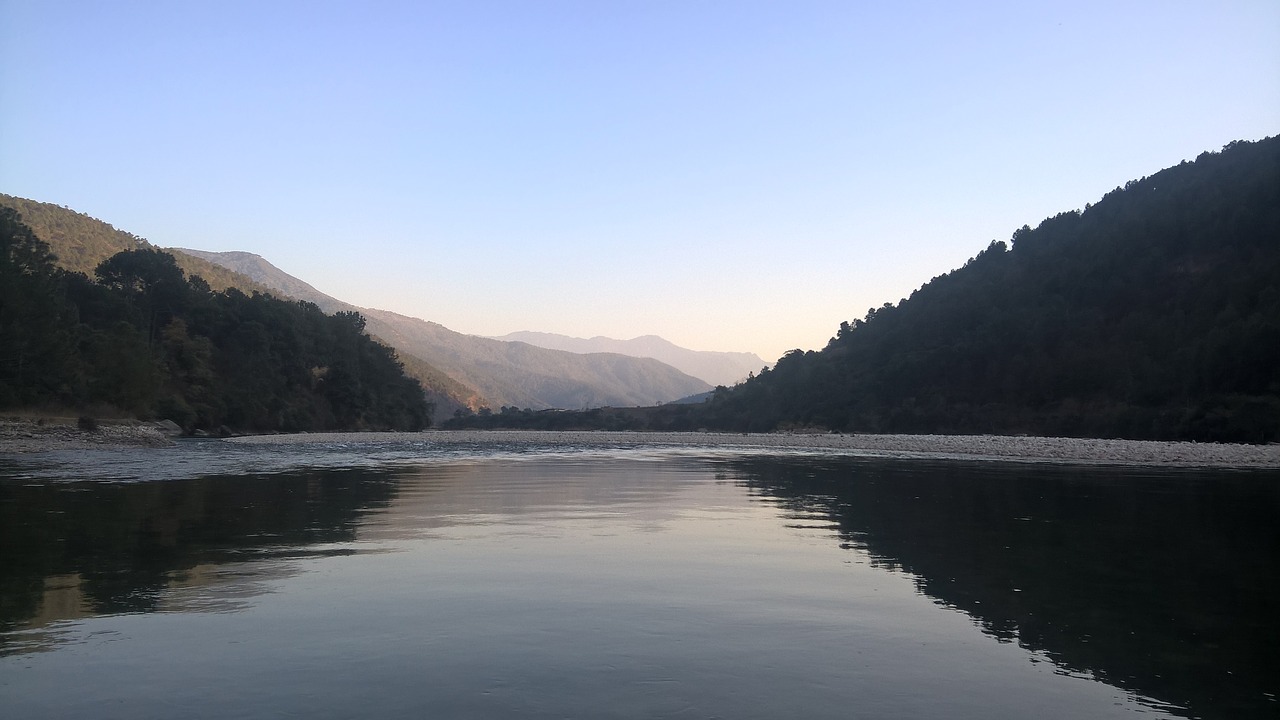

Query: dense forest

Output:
[0, 194, 280, 297]
[706, 137, 1279, 442]
[0, 209, 430, 432]
[0, 195, 477, 424]
[451, 137, 1280, 443]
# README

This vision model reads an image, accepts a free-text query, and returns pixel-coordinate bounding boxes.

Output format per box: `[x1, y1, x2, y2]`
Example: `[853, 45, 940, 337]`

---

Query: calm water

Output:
[1, 437, 1277, 719]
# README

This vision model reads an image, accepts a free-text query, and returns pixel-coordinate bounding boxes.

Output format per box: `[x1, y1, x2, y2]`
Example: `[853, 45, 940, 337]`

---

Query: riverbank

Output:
[4, 422, 1278, 468]
[228, 429, 1280, 469]
[0, 417, 174, 452]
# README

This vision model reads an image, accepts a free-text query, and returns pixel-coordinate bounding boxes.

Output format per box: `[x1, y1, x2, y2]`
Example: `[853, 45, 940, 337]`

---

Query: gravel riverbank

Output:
[3, 420, 1277, 468]
[228, 429, 1280, 469]
[0, 417, 174, 453]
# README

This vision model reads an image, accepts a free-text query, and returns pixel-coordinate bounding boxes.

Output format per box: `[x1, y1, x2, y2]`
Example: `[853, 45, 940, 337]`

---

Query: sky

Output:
[1, 1, 1277, 362]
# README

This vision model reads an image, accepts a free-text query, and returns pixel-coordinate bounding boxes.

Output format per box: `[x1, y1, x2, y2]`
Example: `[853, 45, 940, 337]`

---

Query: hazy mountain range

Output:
[0, 194, 727, 422]
[492, 331, 765, 387]
[172, 249, 714, 414]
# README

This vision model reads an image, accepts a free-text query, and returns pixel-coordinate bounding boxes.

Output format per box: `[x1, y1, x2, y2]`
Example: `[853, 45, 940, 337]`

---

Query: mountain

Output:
[170, 249, 326, 301]
[491, 331, 766, 387]
[0, 211, 431, 431]
[173, 250, 712, 411]
[0, 196, 711, 418]
[447, 137, 1280, 442]
[0, 195, 276, 297]
[691, 137, 1280, 442]
[0, 195, 475, 421]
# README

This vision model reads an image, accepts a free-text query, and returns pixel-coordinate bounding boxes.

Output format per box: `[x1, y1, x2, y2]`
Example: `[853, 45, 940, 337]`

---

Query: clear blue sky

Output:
[2, 1, 1277, 362]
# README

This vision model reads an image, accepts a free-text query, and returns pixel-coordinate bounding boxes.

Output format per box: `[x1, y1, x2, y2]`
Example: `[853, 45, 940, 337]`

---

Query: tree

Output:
[0, 208, 81, 406]
[96, 249, 193, 344]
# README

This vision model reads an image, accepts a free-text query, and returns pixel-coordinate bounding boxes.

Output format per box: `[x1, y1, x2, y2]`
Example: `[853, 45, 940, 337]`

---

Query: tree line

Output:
[697, 137, 1279, 442]
[0, 209, 430, 432]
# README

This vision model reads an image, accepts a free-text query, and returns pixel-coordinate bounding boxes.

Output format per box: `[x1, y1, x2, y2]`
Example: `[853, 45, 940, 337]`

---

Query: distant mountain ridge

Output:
[173, 249, 327, 301]
[173, 249, 712, 411]
[492, 331, 766, 387]
[0, 194, 714, 421]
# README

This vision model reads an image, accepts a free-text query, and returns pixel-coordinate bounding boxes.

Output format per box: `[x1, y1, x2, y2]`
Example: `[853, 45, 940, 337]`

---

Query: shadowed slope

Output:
[175, 249, 712, 410]
[492, 331, 765, 387]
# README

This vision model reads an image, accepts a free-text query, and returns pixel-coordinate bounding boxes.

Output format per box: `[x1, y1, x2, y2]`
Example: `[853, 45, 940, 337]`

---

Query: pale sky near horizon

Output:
[2, 1, 1277, 362]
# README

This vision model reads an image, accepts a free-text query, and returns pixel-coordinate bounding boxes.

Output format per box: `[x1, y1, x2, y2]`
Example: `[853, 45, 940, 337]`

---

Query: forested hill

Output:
[0, 209, 430, 432]
[695, 137, 1280, 442]
[0, 195, 480, 421]
[0, 195, 277, 297]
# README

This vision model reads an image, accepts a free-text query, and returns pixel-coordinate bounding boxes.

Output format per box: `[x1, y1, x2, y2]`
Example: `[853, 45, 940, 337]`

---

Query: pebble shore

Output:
[0, 418, 173, 453]
[230, 429, 1280, 469]
[3, 419, 1277, 468]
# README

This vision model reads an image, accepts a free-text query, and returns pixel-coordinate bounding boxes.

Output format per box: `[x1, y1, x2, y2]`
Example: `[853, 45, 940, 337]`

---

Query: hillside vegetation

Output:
[0, 197, 479, 421]
[0, 195, 276, 296]
[0, 210, 430, 431]
[173, 248, 486, 418]
[0, 196, 712, 418]
[452, 138, 1280, 443]
[697, 137, 1280, 442]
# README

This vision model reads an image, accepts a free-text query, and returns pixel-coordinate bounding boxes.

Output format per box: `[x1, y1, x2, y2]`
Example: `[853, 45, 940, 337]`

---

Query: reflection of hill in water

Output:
[0, 469, 403, 650]
[5, 451, 1276, 717]
[0, 457, 698, 654]
[727, 457, 1280, 720]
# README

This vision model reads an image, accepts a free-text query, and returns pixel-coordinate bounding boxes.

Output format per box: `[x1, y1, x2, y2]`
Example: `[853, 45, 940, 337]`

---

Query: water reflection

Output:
[724, 456, 1280, 720]
[2, 449, 1277, 719]
[0, 468, 403, 649]
[0, 457, 701, 655]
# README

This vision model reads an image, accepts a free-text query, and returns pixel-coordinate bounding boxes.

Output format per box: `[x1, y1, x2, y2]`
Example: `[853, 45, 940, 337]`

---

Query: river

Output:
[1, 434, 1276, 719]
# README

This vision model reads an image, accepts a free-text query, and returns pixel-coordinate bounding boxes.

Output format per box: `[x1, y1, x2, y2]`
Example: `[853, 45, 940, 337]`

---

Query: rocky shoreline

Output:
[229, 429, 1280, 469]
[3, 421, 1278, 468]
[0, 417, 176, 453]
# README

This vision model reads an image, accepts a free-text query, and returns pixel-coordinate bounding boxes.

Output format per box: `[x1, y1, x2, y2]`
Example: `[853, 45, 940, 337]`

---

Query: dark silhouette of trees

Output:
[0, 210, 430, 432]
[693, 137, 1280, 442]
[454, 137, 1280, 443]
[95, 249, 194, 345]
[0, 208, 81, 406]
